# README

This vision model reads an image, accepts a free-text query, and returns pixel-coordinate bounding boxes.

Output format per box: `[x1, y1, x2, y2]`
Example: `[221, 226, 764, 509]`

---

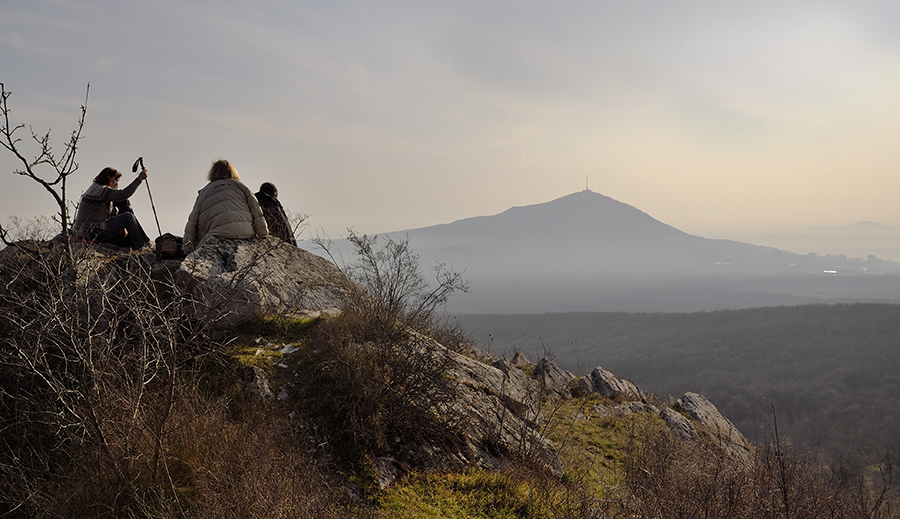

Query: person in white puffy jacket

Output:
[183, 159, 268, 254]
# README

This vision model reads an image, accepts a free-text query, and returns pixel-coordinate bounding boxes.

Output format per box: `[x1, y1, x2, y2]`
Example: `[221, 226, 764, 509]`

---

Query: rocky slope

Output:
[1, 235, 752, 485]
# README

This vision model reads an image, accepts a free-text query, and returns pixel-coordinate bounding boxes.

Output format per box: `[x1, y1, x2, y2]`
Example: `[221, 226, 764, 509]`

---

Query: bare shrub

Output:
[167, 385, 347, 519]
[0, 241, 208, 516]
[296, 232, 471, 473]
[301, 319, 466, 469]
[1, 82, 88, 245]
[421, 316, 477, 356]
[0, 215, 56, 244]
[321, 230, 468, 342]
[599, 415, 900, 519]
[613, 422, 751, 518]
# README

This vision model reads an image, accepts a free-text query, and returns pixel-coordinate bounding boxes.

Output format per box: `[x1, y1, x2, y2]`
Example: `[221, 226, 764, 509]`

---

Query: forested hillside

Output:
[456, 303, 900, 468]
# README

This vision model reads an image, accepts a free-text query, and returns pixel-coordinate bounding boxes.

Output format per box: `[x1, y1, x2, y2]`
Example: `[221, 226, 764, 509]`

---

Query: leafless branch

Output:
[0, 82, 89, 245]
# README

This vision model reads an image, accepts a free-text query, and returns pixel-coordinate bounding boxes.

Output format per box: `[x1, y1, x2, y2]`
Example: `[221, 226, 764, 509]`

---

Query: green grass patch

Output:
[197, 314, 321, 396]
[374, 470, 543, 519]
[543, 397, 667, 497]
[231, 314, 322, 345]
[226, 314, 324, 370]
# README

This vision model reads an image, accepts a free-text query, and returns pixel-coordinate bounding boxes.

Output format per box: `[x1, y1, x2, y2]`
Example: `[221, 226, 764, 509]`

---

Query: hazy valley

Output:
[383, 189, 900, 314]
[710, 222, 900, 265]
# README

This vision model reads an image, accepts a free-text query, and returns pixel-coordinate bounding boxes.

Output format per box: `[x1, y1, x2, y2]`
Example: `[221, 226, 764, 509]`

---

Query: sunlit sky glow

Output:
[2, 1, 899, 239]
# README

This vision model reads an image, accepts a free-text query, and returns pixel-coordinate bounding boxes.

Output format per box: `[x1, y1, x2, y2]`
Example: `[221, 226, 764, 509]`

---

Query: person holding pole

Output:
[73, 166, 151, 250]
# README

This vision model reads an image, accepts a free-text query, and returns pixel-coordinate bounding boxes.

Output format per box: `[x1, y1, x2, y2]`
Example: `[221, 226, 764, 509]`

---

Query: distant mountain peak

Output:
[395, 189, 701, 256]
[500, 189, 647, 214]
[848, 221, 896, 230]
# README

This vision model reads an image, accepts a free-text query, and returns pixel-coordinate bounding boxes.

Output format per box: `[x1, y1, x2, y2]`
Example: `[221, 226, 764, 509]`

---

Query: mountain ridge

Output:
[394, 189, 791, 279]
[395, 190, 899, 253]
[399, 189, 696, 245]
[304, 190, 900, 313]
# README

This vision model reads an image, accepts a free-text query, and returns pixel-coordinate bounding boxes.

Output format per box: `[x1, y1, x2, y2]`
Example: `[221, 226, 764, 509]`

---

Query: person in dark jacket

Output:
[72, 166, 151, 250]
[254, 182, 296, 246]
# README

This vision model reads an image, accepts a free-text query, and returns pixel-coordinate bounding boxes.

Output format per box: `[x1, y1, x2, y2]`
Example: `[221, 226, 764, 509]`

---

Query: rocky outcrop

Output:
[176, 236, 351, 329]
[259, 329, 564, 478]
[577, 364, 751, 463]
[578, 366, 645, 401]
[534, 358, 576, 401]
[2, 237, 350, 333]
[4, 236, 756, 486]
[439, 338, 561, 473]
[675, 392, 752, 462]
[660, 407, 699, 442]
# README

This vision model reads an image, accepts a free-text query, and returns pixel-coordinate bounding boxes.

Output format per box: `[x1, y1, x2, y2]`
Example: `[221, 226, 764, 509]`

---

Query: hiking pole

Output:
[132, 156, 162, 235]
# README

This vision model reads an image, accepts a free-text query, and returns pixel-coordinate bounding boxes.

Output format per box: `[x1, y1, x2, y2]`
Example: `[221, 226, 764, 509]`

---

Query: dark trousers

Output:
[94, 213, 150, 250]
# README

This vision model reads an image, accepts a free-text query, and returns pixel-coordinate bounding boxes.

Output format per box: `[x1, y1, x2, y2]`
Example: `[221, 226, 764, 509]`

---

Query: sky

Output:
[2, 0, 900, 241]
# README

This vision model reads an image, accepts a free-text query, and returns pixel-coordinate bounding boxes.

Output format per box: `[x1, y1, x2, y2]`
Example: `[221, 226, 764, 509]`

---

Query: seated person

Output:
[72, 167, 151, 250]
[183, 159, 268, 253]
[254, 182, 297, 246]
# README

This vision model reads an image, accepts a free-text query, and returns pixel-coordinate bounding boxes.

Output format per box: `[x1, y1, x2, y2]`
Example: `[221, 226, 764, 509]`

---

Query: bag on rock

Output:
[154, 233, 185, 260]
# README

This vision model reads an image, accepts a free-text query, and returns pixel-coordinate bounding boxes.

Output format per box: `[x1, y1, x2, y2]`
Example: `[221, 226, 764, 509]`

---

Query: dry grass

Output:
[2, 379, 349, 519]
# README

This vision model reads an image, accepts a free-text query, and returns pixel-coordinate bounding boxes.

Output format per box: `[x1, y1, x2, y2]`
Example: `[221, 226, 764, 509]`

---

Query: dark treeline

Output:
[456, 303, 900, 470]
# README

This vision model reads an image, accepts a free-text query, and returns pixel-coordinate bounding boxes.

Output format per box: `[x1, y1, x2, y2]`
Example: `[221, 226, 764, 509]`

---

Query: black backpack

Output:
[154, 233, 185, 260]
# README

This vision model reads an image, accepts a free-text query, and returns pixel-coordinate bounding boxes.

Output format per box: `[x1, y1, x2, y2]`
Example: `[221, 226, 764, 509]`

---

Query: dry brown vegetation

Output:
[0, 237, 349, 518]
[611, 420, 898, 518]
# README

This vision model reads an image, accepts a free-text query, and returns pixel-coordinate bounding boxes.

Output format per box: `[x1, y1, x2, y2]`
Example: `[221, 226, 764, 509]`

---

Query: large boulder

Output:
[2, 236, 351, 333]
[675, 392, 752, 462]
[578, 366, 646, 402]
[176, 236, 351, 329]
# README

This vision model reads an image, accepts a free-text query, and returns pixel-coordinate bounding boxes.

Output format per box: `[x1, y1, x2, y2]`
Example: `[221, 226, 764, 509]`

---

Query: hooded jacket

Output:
[254, 190, 297, 246]
[183, 179, 268, 253]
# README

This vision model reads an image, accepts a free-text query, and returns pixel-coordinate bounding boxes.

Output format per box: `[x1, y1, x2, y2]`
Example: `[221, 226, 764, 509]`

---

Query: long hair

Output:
[93, 167, 121, 185]
[207, 159, 241, 182]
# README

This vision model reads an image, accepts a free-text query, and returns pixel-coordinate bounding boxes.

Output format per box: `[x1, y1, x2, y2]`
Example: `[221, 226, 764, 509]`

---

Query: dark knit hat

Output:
[259, 182, 278, 198]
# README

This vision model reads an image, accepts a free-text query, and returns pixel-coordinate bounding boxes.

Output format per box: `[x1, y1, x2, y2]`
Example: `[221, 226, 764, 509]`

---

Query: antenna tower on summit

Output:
[585, 176, 589, 191]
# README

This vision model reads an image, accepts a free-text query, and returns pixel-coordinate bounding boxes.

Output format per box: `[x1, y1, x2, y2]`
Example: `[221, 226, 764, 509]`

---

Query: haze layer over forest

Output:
[366, 190, 900, 314]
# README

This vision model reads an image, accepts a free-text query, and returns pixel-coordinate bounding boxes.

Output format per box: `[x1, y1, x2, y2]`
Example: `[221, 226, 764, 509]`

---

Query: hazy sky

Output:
[2, 0, 899, 239]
